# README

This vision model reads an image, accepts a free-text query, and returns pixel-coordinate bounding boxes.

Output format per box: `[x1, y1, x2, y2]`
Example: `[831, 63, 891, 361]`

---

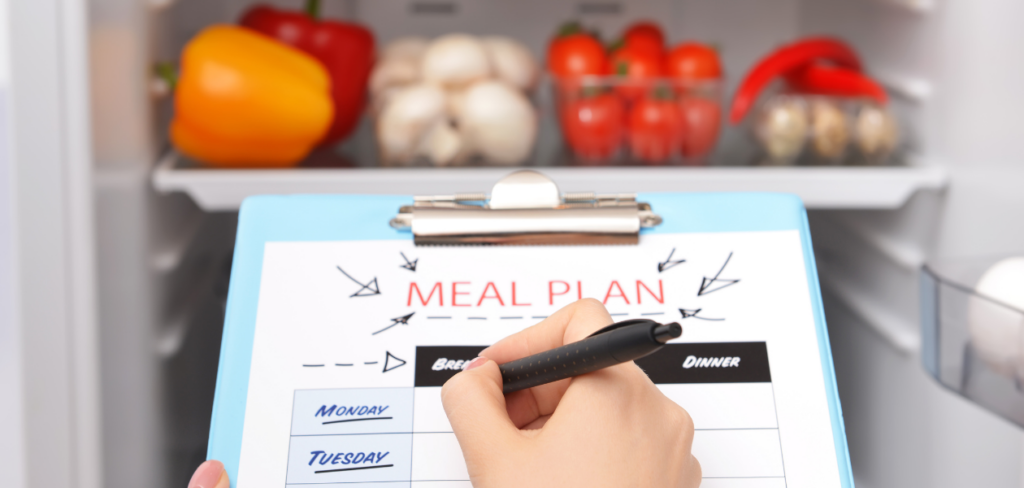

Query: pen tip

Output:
[654, 322, 682, 343]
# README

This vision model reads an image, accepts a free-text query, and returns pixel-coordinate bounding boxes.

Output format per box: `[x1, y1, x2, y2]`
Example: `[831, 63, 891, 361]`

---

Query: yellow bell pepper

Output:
[171, 25, 334, 167]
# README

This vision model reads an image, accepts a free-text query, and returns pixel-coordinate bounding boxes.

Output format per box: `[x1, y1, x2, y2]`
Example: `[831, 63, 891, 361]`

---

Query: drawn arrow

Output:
[679, 308, 725, 321]
[336, 266, 380, 297]
[382, 351, 407, 373]
[658, 248, 686, 273]
[697, 252, 739, 296]
[372, 312, 415, 335]
[399, 252, 418, 272]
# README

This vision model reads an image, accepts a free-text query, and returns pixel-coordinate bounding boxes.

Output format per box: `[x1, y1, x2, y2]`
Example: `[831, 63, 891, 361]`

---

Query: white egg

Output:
[968, 257, 1024, 378]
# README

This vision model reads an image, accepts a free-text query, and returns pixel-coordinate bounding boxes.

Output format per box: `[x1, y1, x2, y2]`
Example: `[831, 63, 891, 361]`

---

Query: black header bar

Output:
[415, 346, 487, 387]
[414, 342, 770, 387]
[636, 342, 771, 384]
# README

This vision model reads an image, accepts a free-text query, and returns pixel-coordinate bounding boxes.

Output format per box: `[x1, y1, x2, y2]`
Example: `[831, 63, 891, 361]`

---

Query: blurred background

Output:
[2, 0, 1024, 487]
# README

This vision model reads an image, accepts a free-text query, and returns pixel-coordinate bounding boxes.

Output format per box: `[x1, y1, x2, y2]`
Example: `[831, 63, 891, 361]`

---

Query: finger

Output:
[441, 358, 520, 458]
[479, 299, 613, 422]
[481, 298, 613, 364]
[189, 460, 229, 488]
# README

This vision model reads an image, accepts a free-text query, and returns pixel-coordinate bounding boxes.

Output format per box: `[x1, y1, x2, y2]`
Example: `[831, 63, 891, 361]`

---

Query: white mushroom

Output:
[421, 34, 491, 90]
[418, 121, 465, 166]
[370, 56, 421, 97]
[376, 83, 447, 164]
[380, 36, 429, 62]
[458, 80, 537, 165]
[482, 36, 539, 92]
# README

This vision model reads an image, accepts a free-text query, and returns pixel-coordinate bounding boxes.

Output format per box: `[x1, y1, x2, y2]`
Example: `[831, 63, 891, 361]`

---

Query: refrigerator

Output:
[2, 0, 1024, 487]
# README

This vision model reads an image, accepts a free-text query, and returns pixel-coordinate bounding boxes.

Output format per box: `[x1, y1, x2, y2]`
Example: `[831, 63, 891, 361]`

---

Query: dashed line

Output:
[364, 361, 378, 365]
[532, 316, 548, 319]
[501, 316, 523, 320]
[641, 312, 665, 316]
[427, 316, 451, 320]
[468, 317, 487, 320]
[303, 364, 324, 367]
[335, 363, 353, 367]
[610, 313, 628, 316]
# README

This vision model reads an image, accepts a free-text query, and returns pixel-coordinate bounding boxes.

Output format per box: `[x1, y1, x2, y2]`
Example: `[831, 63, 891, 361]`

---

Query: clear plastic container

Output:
[552, 76, 724, 165]
[921, 258, 1024, 427]
[752, 93, 900, 166]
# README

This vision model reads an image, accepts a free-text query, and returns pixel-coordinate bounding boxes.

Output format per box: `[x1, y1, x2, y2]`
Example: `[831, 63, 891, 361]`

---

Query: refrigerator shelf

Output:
[151, 151, 947, 212]
[921, 259, 1024, 428]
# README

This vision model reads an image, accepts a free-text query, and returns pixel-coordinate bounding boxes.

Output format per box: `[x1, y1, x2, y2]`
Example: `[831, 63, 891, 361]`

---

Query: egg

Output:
[755, 96, 808, 165]
[968, 257, 1024, 379]
[810, 99, 849, 162]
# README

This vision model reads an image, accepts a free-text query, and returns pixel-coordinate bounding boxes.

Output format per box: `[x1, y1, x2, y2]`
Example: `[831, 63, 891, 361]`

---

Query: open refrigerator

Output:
[4, 0, 1024, 487]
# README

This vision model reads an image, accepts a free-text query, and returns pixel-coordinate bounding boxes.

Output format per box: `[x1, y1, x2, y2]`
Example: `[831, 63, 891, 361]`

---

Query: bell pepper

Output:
[729, 37, 862, 124]
[241, 0, 375, 145]
[171, 25, 334, 167]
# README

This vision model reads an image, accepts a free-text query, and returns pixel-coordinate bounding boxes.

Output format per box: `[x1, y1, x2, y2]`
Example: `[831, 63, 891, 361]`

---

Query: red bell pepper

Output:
[729, 37, 862, 124]
[241, 0, 375, 145]
[785, 63, 888, 105]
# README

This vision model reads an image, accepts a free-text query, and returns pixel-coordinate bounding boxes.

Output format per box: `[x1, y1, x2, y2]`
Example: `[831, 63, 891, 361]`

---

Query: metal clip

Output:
[390, 170, 662, 245]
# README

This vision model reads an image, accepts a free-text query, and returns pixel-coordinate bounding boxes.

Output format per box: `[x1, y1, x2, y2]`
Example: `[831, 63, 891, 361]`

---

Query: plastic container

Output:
[921, 258, 1024, 427]
[752, 93, 899, 166]
[552, 76, 724, 165]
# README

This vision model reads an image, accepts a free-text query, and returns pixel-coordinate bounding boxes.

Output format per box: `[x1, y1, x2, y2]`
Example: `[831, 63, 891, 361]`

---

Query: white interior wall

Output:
[800, 0, 1024, 487]
[0, 0, 27, 485]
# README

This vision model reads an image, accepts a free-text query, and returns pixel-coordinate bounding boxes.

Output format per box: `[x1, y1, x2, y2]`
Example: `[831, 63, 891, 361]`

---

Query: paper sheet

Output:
[236, 231, 840, 487]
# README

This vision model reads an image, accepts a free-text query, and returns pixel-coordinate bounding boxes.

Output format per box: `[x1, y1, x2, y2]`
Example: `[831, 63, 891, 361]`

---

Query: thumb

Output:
[441, 358, 519, 456]
[189, 460, 229, 488]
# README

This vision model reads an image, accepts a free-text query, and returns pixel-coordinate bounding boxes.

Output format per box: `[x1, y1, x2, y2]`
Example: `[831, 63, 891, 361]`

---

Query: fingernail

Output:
[189, 460, 225, 488]
[463, 357, 487, 371]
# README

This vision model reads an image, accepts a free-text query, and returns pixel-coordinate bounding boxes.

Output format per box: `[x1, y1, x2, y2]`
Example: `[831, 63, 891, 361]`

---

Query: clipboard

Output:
[208, 171, 854, 488]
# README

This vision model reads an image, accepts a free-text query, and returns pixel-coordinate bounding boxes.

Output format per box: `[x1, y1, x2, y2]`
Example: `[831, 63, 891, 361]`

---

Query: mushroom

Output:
[376, 83, 447, 165]
[458, 80, 537, 165]
[421, 34, 492, 90]
[380, 36, 429, 62]
[418, 121, 465, 166]
[482, 36, 539, 92]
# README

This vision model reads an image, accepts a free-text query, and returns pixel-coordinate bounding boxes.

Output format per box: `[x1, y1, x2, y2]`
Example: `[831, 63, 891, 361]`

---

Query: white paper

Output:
[236, 231, 841, 488]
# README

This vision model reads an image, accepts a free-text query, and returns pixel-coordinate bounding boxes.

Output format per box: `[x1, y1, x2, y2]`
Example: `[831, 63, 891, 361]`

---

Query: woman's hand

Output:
[442, 299, 702, 487]
[188, 460, 229, 488]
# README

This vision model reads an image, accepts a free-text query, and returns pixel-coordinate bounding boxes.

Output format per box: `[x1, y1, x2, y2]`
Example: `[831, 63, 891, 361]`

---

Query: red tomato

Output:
[666, 42, 722, 80]
[629, 98, 682, 163]
[560, 93, 626, 162]
[609, 46, 663, 99]
[548, 33, 608, 78]
[678, 97, 721, 160]
[624, 21, 665, 52]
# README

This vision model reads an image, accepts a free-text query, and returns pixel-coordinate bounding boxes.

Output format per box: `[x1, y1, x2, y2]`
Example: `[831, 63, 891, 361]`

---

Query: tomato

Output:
[678, 97, 721, 160]
[629, 97, 682, 163]
[548, 32, 608, 78]
[666, 42, 722, 80]
[609, 46, 663, 100]
[560, 92, 626, 162]
[624, 21, 665, 53]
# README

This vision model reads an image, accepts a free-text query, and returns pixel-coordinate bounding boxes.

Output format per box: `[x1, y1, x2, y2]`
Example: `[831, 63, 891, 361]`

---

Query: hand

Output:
[188, 460, 229, 488]
[441, 299, 702, 488]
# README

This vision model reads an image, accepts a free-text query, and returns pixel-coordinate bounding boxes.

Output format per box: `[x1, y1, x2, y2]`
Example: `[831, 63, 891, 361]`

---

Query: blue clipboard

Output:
[207, 191, 853, 487]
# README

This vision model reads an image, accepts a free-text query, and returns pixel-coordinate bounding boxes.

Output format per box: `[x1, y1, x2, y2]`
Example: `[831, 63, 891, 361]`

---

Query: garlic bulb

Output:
[810, 99, 849, 162]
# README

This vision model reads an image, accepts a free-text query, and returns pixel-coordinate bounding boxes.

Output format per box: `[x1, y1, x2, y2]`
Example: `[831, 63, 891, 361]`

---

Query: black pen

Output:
[498, 319, 682, 394]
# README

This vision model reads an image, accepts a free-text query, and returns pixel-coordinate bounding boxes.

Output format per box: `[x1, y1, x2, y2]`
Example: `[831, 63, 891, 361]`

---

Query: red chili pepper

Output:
[241, 0, 375, 145]
[729, 37, 862, 124]
[785, 64, 888, 105]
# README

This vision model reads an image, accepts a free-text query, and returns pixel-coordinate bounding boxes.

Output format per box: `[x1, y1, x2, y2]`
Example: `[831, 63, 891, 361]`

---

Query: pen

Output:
[498, 319, 682, 394]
